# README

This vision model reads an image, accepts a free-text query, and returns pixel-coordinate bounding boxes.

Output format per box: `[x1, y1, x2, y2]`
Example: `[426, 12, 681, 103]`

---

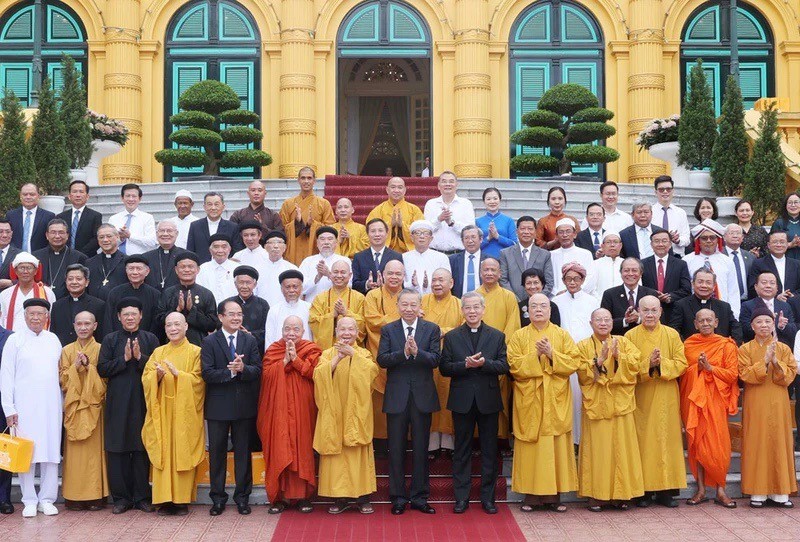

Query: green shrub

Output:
[710, 75, 749, 197]
[31, 76, 70, 194]
[678, 59, 717, 169]
[0, 90, 35, 212]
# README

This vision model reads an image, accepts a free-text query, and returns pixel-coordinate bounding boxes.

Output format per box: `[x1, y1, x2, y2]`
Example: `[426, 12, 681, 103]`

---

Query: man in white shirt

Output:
[580, 181, 633, 233]
[263, 269, 312, 347]
[108, 184, 157, 256]
[550, 218, 596, 295]
[402, 220, 451, 295]
[591, 231, 624, 301]
[650, 175, 690, 254]
[298, 226, 350, 303]
[196, 233, 239, 304]
[723, 223, 752, 301]
[683, 219, 740, 318]
[0, 253, 56, 331]
[423, 171, 475, 254]
[168, 190, 198, 249]
[254, 230, 300, 307]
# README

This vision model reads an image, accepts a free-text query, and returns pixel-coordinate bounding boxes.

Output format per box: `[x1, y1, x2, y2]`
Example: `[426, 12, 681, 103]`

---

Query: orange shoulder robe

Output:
[256, 338, 322, 502]
[680, 333, 739, 487]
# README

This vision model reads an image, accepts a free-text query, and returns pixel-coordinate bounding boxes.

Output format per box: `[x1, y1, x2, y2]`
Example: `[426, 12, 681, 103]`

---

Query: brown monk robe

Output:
[278, 167, 335, 265]
[257, 316, 322, 514]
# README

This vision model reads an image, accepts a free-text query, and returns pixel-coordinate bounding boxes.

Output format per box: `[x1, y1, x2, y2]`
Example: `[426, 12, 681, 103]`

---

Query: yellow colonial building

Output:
[1, 0, 798, 184]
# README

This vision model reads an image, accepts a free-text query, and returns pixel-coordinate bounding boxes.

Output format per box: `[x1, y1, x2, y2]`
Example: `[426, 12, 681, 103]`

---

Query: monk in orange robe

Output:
[256, 315, 322, 514]
[680, 309, 739, 508]
[279, 167, 336, 265]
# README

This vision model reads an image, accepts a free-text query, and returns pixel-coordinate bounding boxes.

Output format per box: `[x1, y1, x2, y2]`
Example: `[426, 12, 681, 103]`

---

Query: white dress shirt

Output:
[263, 299, 312, 349]
[683, 251, 741, 318]
[461, 249, 482, 294]
[206, 217, 221, 237]
[591, 256, 623, 301]
[652, 203, 691, 252]
[298, 252, 352, 303]
[725, 246, 747, 299]
[20, 206, 38, 252]
[169, 214, 199, 249]
[254, 258, 300, 307]
[580, 207, 633, 233]
[423, 195, 475, 252]
[109, 207, 157, 255]
[622, 285, 640, 328]
[402, 248, 452, 295]
[196, 258, 239, 304]
[636, 225, 654, 260]
[233, 245, 270, 281]
[550, 245, 597, 295]
[771, 255, 787, 289]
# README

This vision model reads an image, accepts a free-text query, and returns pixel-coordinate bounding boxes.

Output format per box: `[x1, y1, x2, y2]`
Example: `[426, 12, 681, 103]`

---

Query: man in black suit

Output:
[669, 268, 742, 343]
[601, 257, 659, 335]
[377, 288, 441, 516]
[450, 225, 483, 298]
[187, 192, 244, 264]
[619, 202, 666, 259]
[440, 291, 508, 514]
[722, 223, 753, 302]
[352, 218, 402, 294]
[201, 299, 262, 516]
[641, 230, 692, 323]
[7, 183, 55, 253]
[143, 220, 187, 291]
[57, 180, 102, 257]
[0, 218, 21, 288]
[740, 271, 797, 345]
[50, 263, 105, 345]
[33, 218, 88, 299]
[86, 224, 127, 300]
[575, 203, 605, 258]
[746, 230, 800, 299]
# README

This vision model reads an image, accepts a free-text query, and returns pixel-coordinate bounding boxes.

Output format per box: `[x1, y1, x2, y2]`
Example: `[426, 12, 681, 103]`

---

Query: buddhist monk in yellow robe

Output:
[314, 317, 379, 514]
[364, 260, 404, 440]
[576, 308, 643, 510]
[681, 309, 739, 508]
[333, 198, 369, 258]
[421, 268, 464, 455]
[475, 258, 520, 440]
[509, 293, 579, 512]
[738, 307, 798, 508]
[279, 166, 336, 265]
[624, 296, 687, 508]
[309, 260, 366, 350]
[59, 311, 108, 510]
[366, 177, 424, 253]
[141, 312, 206, 516]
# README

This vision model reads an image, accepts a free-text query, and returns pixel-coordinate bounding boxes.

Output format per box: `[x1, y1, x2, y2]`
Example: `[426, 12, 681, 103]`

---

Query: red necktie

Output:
[657, 259, 665, 292]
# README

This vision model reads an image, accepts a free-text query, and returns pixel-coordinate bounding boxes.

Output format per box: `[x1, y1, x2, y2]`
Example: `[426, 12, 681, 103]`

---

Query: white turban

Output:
[410, 220, 435, 233]
[555, 217, 576, 231]
[12, 252, 39, 268]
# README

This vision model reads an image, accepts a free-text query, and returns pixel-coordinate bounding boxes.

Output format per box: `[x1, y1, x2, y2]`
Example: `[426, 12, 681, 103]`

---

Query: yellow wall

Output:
[3, 0, 797, 184]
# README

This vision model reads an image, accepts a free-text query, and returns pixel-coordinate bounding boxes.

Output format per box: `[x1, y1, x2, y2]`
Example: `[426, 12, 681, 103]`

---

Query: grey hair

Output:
[461, 291, 485, 307]
[398, 288, 422, 303]
[460, 224, 483, 240]
[631, 200, 652, 213]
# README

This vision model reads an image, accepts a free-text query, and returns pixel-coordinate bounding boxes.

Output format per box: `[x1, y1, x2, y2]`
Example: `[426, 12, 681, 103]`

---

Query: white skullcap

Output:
[175, 189, 193, 201]
[555, 218, 576, 231]
[691, 218, 725, 238]
[12, 252, 39, 268]
[601, 230, 621, 241]
[410, 220, 435, 233]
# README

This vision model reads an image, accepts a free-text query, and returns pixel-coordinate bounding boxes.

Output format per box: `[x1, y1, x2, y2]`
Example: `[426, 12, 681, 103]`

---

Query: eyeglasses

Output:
[563, 276, 583, 283]
[698, 236, 718, 242]
[656, 187, 674, 193]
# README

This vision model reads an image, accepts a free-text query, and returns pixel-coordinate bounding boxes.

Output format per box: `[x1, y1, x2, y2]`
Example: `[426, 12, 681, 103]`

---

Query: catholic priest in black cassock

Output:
[104, 255, 161, 335]
[33, 218, 88, 299]
[86, 224, 128, 301]
[225, 265, 269, 353]
[156, 251, 219, 346]
[143, 220, 187, 292]
[50, 263, 105, 346]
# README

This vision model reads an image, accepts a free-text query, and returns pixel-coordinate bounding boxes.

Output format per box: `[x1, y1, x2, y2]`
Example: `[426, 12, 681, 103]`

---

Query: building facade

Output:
[0, 0, 797, 184]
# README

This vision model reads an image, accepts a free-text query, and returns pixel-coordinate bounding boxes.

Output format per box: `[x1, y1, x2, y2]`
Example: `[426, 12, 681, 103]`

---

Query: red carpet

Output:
[271, 503, 525, 542]
[324, 175, 440, 222]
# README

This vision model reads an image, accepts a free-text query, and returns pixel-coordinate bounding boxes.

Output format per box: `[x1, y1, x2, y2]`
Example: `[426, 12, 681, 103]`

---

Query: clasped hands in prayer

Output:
[465, 352, 485, 369]
[155, 360, 179, 382]
[331, 341, 355, 372]
[315, 260, 331, 282]
[366, 271, 383, 290]
[73, 351, 90, 371]
[283, 340, 298, 366]
[176, 290, 194, 312]
[124, 338, 141, 362]
[411, 270, 429, 290]
[404, 335, 419, 358]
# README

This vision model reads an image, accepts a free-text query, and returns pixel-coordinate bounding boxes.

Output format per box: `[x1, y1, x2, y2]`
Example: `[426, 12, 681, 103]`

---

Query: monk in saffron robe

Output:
[333, 198, 369, 258]
[475, 258, 520, 440]
[257, 315, 321, 513]
[366, 177, 424, 253]
[309, 260, 365, 351]
[364, 260, 404, 440]
[314, 317, 379, 514]
[509, 293, 579, 512]
[739, 307, 798, 508]
[576, 308, 643, 511]
[59, 311, 108, 510]
[624, 296, 687, 508]
[681, 309, 739, 508]
[141, 312, 206, 516]
[421, 268, 463, 456]
[279, 167, 335, 265]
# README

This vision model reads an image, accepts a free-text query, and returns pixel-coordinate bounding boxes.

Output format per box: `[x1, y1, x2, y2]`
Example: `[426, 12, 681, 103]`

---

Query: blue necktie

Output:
[593, 231, 600, 251]
[119, 213, 133, 254]
[22, 210, 32, 253]
[466, 254, 475, 292]
[228, 334, 236, 359]
[732, 250, 745, 298]
[70, 210, 80, 249]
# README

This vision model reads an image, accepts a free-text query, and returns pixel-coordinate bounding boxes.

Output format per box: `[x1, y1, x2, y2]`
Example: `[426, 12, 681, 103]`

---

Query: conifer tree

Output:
[710, 75, 748, 196]
[0, 90, 36, 212]
[60, 55, 93, 169]
[678, 59, 717, 169]
[742, 102, 785, 225]
[31, 76, 71, 193]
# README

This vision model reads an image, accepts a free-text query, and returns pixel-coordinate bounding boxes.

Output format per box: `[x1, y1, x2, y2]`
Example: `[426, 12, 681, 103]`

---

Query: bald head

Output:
[382, 259, 405, 290]
[431, 268, 454, 298]
[282, 315, 305, 343]
[527, 293, 551, 325]
[590, 307, 613, 338]
[638, 295, 662, 329]
[247, 180, 266, 206]
[73, 310, 98, 341]
[335, 197, 355, 221]
[331, 259, 352, 289]
[694, 308, 718, 336]
[387, 177, 407, 203]
[480, 257, 500, 286]
[336, 316, 359, 344]
[164, 311, 188, 343]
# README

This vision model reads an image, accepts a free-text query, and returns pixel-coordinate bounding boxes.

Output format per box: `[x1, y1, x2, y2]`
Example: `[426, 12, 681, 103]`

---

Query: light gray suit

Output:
[499, 243, 554, 300]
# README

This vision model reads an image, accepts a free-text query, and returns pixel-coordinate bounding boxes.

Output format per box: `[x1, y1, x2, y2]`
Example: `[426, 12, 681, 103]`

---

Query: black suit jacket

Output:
[439, 323, 508, 414]
[33, 246, 88, 299]
[669, 295, 742, 344]
[351, 246, 403, 294]
[201, 330, 261, 421]
[740, 298, 797, 346]
[50, 293, 106, 346]
[449, 250, 484, 298]
[8, 206, 55, 252]
[641, 254, 692, 322]
[575, 228, 603, 258]
[601, 284, 660, 336]
[187, 218, 244, 264]
[57, 207, 102, 256]
[0, 245, 21, 280]
[142, 246, 188, 291]
[85, 251, 127, 300]
[377, 319, 441, 414]
[746, 254, 800, 298]
[619, 224, 667, 259]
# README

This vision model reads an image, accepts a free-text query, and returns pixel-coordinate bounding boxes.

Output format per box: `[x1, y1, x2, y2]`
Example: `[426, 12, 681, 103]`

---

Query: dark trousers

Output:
[106, 451, 151, 505]
[0, 415, 10, 503]
[207, 418, 254, 505]
[452, 402, 499, 504]
[387, 393, 432, 507]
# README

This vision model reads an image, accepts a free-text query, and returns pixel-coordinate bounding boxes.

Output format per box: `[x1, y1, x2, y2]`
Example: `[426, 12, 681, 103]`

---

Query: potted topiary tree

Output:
[677, 59, 717, 189]
[711, 75, 749, 217]
[0, 90, 36, 213]
[30, 75, 71, 206]
[509, 83, 619, 178]
[155, 80, 272, 179]
[742, 101, 786, 226]
[59, 55, 93, 185]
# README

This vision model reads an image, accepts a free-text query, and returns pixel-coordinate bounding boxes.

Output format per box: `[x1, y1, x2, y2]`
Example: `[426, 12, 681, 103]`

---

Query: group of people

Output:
[0, 169, 797, 520]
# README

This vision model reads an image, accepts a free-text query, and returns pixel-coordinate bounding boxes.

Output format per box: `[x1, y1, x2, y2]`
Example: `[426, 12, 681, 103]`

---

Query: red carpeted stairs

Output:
[324, 175, 440, 222]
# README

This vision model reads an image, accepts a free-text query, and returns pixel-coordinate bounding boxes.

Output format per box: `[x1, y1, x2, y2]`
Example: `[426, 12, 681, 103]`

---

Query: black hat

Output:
[316, 226, 338, 238]
[233, 265, 259, 280]
[23, 298, 50, 310]
[278, 269, 304, 283]
[751, 306, 775, 321]
[116, 297, 143, 313]
[239, 221, 262, 233]
[265, 230, 287, 242]
[174, 252, 200, 265]
[208, 233, 231, 245]
[125, 255, 149, 266]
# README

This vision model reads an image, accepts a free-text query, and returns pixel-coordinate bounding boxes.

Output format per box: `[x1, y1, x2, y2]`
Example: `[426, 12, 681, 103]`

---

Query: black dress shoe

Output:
[482, 502, 498, 514]
[237, 503, 251, 515]
[391, 504, 406, 515]
[112, 502, 133, 515]
[410, 503, 436, 514]
[0, 502, 14, 515]
[134, 501, 155, 513]
[209, 503, 225, 516]
[655, 495, 678, 508]
[453, 501, 469, 514]
[173, 504, 189, 516]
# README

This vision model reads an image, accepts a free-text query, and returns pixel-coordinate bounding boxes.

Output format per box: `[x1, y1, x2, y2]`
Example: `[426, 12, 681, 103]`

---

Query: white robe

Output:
[263, 299, 312, 350]
[0, 327, 63, 463]
[592, 256, 624, 301]
[196, 258, 239, 304]
[0, 285, 56, 332]
[550, 245, 597, 295]
[552, 289, 599, 445]
[683, 251, 741, 318]
[298, 252, 352, 303]
[402, 249, 451, 295]
[251, 257, 300, 308]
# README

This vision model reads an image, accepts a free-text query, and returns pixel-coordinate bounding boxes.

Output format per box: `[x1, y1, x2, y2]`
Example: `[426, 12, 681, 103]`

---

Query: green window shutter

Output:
[220, 4, 253, 40]
[563, 65, 594, 91]
[518, 64, 549, 155]
[390, 6, 423, 41]
[1, 64, 32, 106]
[562, 7, 595, 42]
[739, 64, 765, 108]
[174, 5, 207, 40]
[344, 5, 378, 42]
[48, 6, 81, 41]
[687, 7, 718, 42]
[735, 9, 764, 42]
[516, 6, 549, 42]
[221, 62, 255, 155]
[2, 7, 34, 41]
[171, 63, 207, 175]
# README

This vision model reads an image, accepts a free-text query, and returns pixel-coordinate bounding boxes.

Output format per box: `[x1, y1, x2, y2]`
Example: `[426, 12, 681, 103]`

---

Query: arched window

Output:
[509, 0, 605, 178]
[0, 0, 87, 106]
[681, 1, 774, 115]
[165, 0, 260, 181]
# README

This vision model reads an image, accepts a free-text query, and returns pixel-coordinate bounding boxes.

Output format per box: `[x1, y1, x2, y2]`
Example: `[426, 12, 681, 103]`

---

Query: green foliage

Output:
[742, 102, 786, 225]
[568, 122, 616, 144]
[521, 110, 561, 129]
[220, 126, 263, 144]
[31, 76, 71, 194]
[710, 75, 749, 197]
[678, 60, 717, 169]
[572, 107, 614, 123]
[537, 84, 599, 117]
[220, 149, 273, 168]
[218, 109, 260, 125]
[154, 149, 208, 168]
[179, 80, 240, 114]
[59, 55, 93, 169]
[564, 145, 620, 164]
[509, 126, 563, 148]
[169, 111, 215, 128]
[169, 127, 223, 146]
[509, 154, 560, 173]
[0, 90, 35, 212]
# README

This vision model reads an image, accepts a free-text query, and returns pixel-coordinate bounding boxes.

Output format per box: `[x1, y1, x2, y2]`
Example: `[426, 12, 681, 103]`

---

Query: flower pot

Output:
[716, 196, 739, 218]
[69, 169, 87, 182]
[85, 139, 123, 186]
[688, 170, 712, 190]
[647, 141, 690, 187]
[39, 195, 66, 214]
